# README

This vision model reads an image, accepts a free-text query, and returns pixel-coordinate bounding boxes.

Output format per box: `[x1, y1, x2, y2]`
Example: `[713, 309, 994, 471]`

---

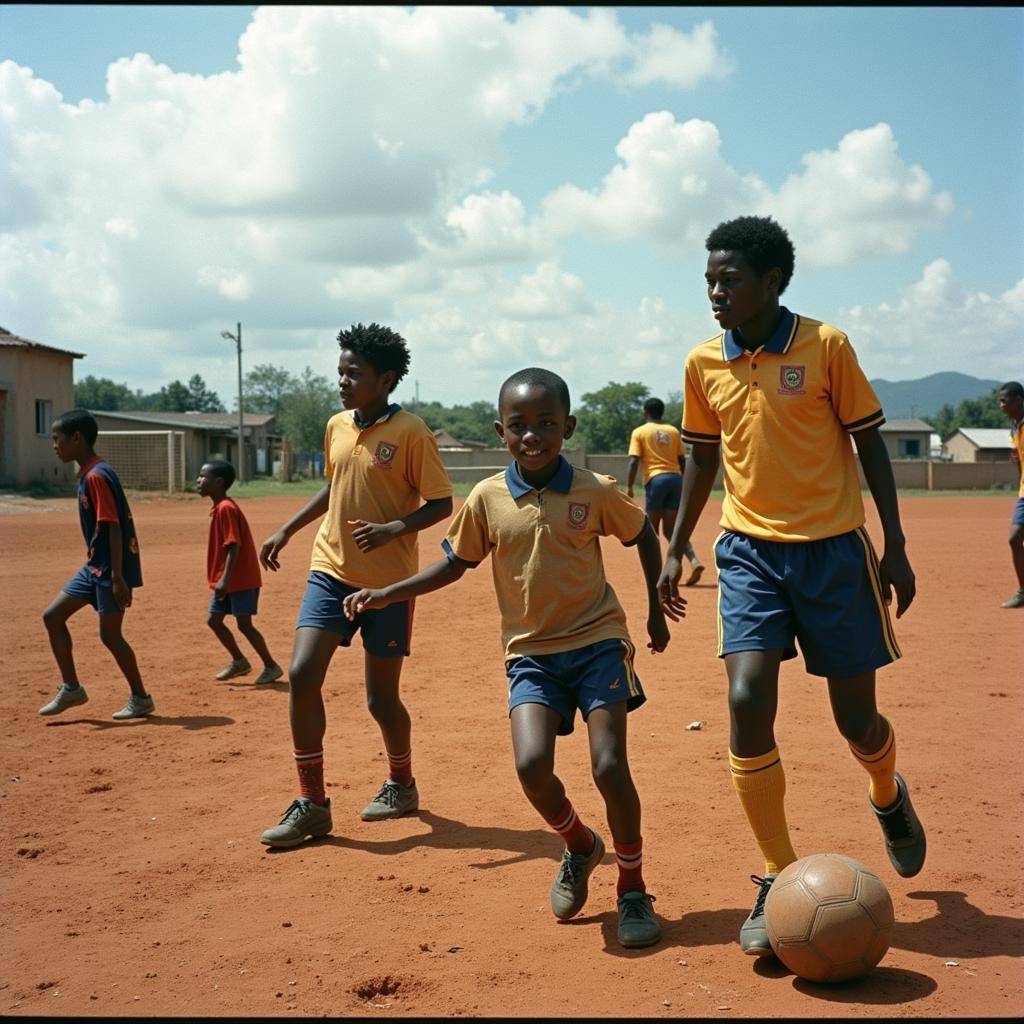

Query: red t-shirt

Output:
[207, 498, 262, 592]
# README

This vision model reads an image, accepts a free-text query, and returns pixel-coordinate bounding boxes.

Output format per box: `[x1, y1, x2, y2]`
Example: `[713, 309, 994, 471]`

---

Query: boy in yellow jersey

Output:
[626, 396, 705, 585]
[997, 380, 1024, 608]
[657, 216, 924, 957]
[257, 323, 453, 847]
[342, 368, 681, 948]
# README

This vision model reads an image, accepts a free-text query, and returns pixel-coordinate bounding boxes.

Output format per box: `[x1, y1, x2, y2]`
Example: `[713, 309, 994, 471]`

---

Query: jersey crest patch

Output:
[655, 429, 670, 446]
[567, 501, 590, 530]
[778, 365, 806, 395]
[372, 440, 399, 469]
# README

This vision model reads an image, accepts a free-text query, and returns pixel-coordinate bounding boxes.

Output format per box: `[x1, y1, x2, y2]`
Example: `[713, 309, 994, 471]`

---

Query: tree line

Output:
[80, 366, 1009, 454]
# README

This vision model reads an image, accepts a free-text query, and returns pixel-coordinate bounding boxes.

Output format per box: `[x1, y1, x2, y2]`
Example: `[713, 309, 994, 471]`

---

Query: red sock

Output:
[545, 799, 594, 855]
[294, 748, 326, 805]
[614, 838, 645, 896]
[387, 749, 413, 787]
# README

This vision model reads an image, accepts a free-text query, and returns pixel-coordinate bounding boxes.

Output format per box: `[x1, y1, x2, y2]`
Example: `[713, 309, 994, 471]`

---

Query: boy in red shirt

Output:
[197, 461, 283, 685]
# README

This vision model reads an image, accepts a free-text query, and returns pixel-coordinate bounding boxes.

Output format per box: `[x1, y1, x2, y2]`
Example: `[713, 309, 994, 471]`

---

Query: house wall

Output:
[0, 348, 78, 490]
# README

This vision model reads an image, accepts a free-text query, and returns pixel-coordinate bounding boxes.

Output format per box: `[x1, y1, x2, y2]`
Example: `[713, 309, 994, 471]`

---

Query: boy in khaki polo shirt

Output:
[658, 215, 924, 958]
[343, 367, 682, 949]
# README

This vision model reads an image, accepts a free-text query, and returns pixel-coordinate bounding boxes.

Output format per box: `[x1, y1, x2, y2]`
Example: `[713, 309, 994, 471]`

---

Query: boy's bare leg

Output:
[42, 591, 90, 684]
[208, 612, 245, 661]
[288, 627, 339, 750]
[236, 614, 276, 667]
[584, 703, 640, 842]
[510, 702, 566, 819]
[98, 612, 147, 697]
[364, 652, 411, 757]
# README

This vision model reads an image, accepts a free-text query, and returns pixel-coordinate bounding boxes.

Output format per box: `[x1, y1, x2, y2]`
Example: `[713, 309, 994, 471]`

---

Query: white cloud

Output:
[625, 19, 733, 89]
[499, 261, 593, 319]
[839, 260, 1024, 379]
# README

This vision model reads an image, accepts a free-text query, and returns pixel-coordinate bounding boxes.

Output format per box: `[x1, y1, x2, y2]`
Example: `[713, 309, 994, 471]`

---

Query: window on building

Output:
[899, 438, 921, 458]
[35, 399, 53, 436]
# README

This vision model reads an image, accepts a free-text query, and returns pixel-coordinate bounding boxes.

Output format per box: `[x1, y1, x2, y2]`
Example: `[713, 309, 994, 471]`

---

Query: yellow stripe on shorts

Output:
[714, 531, 727, 657]
[854, 526, 901, 661]
[620, 638, 638, 698]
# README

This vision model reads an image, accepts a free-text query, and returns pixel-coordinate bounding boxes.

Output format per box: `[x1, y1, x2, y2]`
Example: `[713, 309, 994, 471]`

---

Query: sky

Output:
[1, 4, 1022, 412]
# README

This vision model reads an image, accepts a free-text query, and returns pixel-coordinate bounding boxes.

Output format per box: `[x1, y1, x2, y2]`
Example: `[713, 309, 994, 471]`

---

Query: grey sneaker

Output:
[216, 657, 251, 680]
[1001, 590, 1024, 609]
[261, 797, 333, 848]
[112, 694, 155, 720]
[39, 683, 89, 717]
[617, 891, 662, 948]
[871, 772, 926, 878]
[360, 779, 419, 821]
[550, 831, 605, 920]
[254, 663, 284, 685]
[739, 874, 776, 955]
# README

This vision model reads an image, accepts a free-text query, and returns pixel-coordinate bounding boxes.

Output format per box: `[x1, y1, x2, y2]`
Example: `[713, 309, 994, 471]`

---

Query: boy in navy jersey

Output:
[39, 409, 155, 720]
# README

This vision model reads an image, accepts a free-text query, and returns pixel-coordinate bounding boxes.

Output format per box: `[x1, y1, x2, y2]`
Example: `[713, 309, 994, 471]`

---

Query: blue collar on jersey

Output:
[353, 402, 402, 430]
[722, 306, 797, 361]
[505, 454, 574, 498]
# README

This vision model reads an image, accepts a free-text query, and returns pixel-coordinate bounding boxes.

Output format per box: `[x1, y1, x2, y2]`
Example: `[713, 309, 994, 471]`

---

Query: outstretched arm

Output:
[854, 427, 916, 618]
[658, 441, 719, 616]
[259, 483, 331, 571]
[633, 519, 676, 652]
[342, 554, 469, 618]
[349, 495, 454, 553]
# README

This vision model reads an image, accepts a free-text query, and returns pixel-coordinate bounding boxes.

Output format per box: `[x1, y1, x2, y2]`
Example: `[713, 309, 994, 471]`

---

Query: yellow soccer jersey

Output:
[443, 457, 647, 661]
[310, 405, 453, 589]
[628, 421, 685, 484]
[680, 308, 884, 542]
[1012, 418, 1024, 497]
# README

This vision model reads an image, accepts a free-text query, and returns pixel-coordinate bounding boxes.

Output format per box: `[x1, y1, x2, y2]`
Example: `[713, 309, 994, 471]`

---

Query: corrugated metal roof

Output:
[0, 326, 85, 358]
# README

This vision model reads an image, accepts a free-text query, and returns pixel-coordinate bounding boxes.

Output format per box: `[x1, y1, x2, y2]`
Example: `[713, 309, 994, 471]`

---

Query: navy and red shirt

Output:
[207, 497, 262, 592]
[77, 455, 143, 588]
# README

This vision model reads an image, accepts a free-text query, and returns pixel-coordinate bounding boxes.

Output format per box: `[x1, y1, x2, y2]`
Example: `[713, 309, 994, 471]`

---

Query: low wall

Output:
[439, 450, 1019, 491]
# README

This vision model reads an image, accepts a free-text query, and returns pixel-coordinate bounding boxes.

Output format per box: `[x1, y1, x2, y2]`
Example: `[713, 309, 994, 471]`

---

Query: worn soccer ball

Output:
[764, 853, 894, 983]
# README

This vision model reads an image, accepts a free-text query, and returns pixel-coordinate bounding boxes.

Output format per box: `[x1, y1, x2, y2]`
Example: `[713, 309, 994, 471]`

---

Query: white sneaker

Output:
[39, 683, 89, 716]
[112, 694, 155, 720]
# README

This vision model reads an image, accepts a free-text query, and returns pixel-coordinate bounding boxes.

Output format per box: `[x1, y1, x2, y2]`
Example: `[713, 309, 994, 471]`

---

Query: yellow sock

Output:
[849, 717, 899, 809]
[729, 747, 798, 876]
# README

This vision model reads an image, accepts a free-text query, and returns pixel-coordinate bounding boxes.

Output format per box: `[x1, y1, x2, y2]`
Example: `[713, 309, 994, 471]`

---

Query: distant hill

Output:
[869, 372, 1001, 419]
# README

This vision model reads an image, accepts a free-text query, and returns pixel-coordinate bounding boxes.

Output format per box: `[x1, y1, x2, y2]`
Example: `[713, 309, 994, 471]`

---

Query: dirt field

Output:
[2, 492, 1022, 1018]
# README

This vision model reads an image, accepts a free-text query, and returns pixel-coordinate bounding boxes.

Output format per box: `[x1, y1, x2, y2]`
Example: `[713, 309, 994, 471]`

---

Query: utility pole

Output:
[221, 322, 245, 482]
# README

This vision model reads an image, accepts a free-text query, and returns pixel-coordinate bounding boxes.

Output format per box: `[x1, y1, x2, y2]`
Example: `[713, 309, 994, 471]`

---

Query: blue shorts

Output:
[1012, 497, 1024, 527]
[644, 472, 682, 514]
[715, 527, 900, 678]
[209, 587, 259, 617]
[506, 638, 645, 736]
[63, 565, 124, 616]
[296, 571, 412, 659]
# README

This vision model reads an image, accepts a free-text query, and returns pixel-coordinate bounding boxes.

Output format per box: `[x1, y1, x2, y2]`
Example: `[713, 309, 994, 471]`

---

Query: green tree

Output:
[242, 363, 297, 418]
[413, 398, 499, 445]
[187, 374, 225, 412]
[574, 381, 650, 453]
[924, 388, 1006, 441]
[278, 367, 338, 454]
[149, 379, 192, 412]
[74, 375, 146, 411]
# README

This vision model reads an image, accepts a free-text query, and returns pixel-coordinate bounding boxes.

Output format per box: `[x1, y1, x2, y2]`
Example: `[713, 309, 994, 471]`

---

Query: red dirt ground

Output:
[2, 492, 1022, 1018]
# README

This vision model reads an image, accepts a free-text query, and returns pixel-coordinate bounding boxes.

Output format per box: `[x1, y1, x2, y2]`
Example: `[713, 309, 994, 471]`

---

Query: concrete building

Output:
[878, 419, 934, 459]
[943, 428, 1014, 463]
[0, 326, 84, 490]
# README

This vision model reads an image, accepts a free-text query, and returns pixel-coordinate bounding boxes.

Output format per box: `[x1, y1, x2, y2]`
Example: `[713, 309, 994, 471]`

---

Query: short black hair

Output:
[643, 397, 665, 418]
[998, 381, 1023, 399]
[498, 368, 571, 416]
[705, 215, 796, 295]
[203, 460, 236, 489]
[53, 409, 98, 445]
[337, 322, 410, 393]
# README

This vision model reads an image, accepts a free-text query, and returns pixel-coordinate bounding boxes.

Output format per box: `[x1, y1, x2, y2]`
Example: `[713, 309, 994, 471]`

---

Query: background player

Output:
[626, 396, 705, 585]
[197, 460, 283, 684]
[657, 215, 924, 957]
[258, 323, 453, 848]
[997, 380, 1024, 608]
[40, 409, 154, 721]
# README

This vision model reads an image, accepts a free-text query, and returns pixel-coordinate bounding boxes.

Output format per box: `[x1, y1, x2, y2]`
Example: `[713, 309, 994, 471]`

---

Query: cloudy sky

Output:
[2, 5, 1022, 411]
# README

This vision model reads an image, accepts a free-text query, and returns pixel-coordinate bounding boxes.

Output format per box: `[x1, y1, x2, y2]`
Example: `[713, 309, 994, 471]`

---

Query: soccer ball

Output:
[764, 853, 894, 983]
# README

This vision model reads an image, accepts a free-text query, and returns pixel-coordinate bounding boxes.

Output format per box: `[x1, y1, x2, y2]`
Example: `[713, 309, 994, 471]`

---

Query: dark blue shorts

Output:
[1012, 497, 1024, 527]
[506, 637, 645, 736]
[209, 587, 260, 617]
[715, 527, 900, 678]
[63, 565, 124, 616]
[296, 571, 412, 658]
[644, 472, 682, 514]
